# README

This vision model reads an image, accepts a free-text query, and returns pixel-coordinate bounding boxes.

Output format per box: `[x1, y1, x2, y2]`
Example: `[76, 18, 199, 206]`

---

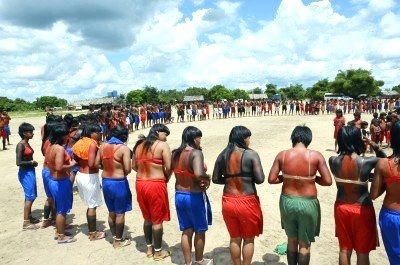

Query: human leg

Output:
[339, 250, 352, 265]
[230, 237, 242, 265]
[108, 212, 116, 237]
[194, 231, 206, 263]
[181, 228, 194, 264]
[87, 207, 105, 240]
[287, 237, 299, 265]
[143, 220, 154, 256]
[355, 252, 370, 265]
[153, 222, 171, 260]
[242, 237, 255, 265]
[298, 241, 311, 265]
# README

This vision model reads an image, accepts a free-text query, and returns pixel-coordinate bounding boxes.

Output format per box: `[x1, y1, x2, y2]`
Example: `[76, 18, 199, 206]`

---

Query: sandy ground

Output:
[0, 112, 390, 265]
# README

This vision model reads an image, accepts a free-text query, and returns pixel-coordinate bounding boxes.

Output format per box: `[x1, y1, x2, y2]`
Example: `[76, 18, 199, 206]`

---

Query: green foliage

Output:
[307, 78, 330, 100]
[115, 94, 126, 105]
[158, 89, 184, 103]
[34, 96, 68, 110]
[329, 68, 383, 98]
[393, 84, 400, 93]
[252, 87, 263, 94]
[265, 84, 278, 98]
[279, 84, 306, 99]
[126, 89, 144, 104]
[232, 89, 250, 100]
[184, 87, 209, 101]
[142, 86, 159, 103]
[0, 97, 35, 111]
[208, 85, 234, 101]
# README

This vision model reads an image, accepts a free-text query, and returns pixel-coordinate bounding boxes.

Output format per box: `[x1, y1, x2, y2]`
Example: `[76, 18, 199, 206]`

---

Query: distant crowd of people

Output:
[14, 102, 400, 264]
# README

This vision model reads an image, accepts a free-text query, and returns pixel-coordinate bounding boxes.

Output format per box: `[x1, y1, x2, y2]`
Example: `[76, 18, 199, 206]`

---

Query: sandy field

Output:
[0, 112, 390, 265]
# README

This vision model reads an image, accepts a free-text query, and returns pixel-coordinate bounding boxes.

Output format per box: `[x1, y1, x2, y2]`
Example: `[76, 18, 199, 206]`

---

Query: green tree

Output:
[126, 89, 144, 104]
[34, 96, 68, 110]
[208, 85, 233, 101]
[142, 86, 159, 103]
[232, 89, 250, 100]
[158, 89, 184, 103]
[251, 87, 263, 94]
[280, 84, 306, 99]
[184, 87, 209, 101]
[115, 94, 126, 105]
[307, 78, 331, 100]
[329, 68, 383, 98]
[265, 83, 277, 98]
[392, 84, 400, 93]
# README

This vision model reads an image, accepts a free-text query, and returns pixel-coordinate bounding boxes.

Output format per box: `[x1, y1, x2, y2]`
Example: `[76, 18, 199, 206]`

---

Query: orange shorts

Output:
[136, 179, 170, 224]
[334, 202, 378, 253]
[222, 193, 263, 238]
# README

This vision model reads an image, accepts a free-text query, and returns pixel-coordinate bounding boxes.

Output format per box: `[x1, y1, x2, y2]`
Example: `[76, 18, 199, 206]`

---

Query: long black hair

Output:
[133, 123, 170, 153]
[81, 123, 101, 138]
[219, 126, 251, 175]
[50, 122, 69, 145]
[337, 126, 365, 155]
[172, 126, 202, 164]
[391, 121, 400, 158]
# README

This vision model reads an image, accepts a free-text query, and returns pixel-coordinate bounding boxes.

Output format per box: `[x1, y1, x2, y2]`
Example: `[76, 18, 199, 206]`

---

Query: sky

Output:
[0, 0, 399, 102]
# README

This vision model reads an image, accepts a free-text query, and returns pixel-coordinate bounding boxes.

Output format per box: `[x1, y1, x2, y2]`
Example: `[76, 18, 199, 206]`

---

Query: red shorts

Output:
[379, 131, 385, 142]
[222, 193, 263, 238]
[334, 202, 378, 253]
[386, 131, 391, 143]
[0, 128, 5, 138]
[136, 179, 170, 223]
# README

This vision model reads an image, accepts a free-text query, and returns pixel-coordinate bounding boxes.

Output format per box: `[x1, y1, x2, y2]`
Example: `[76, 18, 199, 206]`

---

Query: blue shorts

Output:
[102, 178, 132, 214]
[175, 190, 212, 232]
[41, 167, 52, 198]
[49, 177, 73, 215]
[4, 125, 10, 135]
[18, 168, 37, 201]
[379, 207, 400, 265]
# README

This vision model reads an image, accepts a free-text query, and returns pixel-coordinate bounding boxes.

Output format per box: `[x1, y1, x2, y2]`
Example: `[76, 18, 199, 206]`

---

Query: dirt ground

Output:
[0, 112, 390, 265]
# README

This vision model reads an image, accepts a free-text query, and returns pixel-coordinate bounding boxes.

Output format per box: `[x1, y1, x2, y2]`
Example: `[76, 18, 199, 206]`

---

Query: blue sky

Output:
[0, 0, 399, 102]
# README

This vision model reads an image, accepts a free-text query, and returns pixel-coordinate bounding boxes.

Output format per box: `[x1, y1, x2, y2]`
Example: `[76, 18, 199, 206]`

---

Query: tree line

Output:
[1, 68, 397, 112]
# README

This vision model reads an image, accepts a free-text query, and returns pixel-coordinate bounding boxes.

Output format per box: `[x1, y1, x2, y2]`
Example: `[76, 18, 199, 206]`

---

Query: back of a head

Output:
[109, 125, 129, 143]
[181, 126, 202, 149]
[50, 122, 69, 145]
[228, 125, 251, 149]
[82, 123, 101, 137]
[391, 121, 400, 156]
[337, 126, 365, 155]
[291, 125, 312, 147]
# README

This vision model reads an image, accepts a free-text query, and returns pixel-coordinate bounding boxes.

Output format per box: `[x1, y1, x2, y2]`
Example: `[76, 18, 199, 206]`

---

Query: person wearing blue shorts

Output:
[16, 122, 40, 230]
[96, 125, 132, 248]
[172, 126, 212, 265]
[45, 123, 77, 244]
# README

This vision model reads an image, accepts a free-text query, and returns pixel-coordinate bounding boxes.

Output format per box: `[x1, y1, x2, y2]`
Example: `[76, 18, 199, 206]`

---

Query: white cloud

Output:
[1, 0, 400, 102]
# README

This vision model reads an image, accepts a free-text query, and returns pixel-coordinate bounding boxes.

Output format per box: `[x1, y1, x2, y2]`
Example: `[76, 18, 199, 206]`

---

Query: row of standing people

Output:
[15, 117, 400, 264]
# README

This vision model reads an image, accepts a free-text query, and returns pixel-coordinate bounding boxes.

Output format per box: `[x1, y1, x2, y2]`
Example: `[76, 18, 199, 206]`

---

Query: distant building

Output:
[380, 90, 400, 99]
[248, 93, 268, 100]
[70, 98, 115, 110]
[183, 95, 204, 102]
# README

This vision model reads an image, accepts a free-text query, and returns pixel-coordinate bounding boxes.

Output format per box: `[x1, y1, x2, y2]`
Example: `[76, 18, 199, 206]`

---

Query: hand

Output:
[32, 161, 38, 167]
[199, 177, 210, 190]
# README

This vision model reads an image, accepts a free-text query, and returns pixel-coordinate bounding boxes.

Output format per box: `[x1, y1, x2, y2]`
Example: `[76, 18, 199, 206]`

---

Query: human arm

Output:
[370, 159, 386, 200]
[88, 142, 99, 169]
[212, 153, 225, 185]
[122, 146, 132, 176]
[268, 152, 283, 184]
[94, 145, 102, 169]
[315, 152, 332, 186]
[250, 151, 265, 184]
[191, 150, 209, 180]
[162, 143, 172, 181]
